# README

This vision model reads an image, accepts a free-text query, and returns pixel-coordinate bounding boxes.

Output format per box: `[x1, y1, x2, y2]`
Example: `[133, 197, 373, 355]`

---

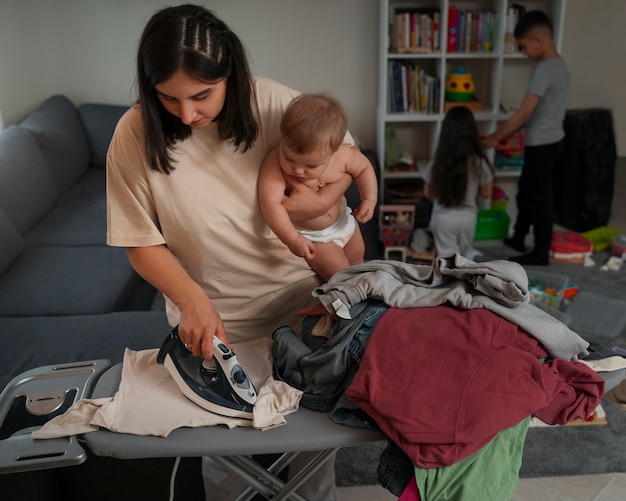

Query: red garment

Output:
[398, 478, 420, 501]
[346, 306, 604, 468]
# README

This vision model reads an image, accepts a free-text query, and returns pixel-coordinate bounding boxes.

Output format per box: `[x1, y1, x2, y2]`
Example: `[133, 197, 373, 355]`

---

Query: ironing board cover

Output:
[84, 362, 384, 459]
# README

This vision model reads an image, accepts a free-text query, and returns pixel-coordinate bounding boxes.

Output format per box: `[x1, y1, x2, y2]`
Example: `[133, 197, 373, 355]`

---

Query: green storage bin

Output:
[474, 209, 510, 240]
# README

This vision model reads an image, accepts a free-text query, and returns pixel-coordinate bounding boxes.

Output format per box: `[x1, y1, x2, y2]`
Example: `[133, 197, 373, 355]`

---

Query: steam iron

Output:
[156, 326, 257, 419]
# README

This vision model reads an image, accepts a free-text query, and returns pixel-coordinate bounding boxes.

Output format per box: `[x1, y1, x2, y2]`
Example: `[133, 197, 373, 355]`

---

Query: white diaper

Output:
[297, 197, 356, 248]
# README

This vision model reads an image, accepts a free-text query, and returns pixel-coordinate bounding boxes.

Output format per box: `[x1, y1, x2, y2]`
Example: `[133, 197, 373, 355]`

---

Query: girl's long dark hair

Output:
[430, 106, 492, 207]
[137, 4, 259, 173]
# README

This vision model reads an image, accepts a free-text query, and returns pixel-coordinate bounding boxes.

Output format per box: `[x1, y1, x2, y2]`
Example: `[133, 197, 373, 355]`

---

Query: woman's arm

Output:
[282, 173, 353, 219]
[125, 245, 227, 360]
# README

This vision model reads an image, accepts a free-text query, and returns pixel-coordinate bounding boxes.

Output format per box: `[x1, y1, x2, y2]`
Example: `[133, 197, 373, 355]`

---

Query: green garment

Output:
[414, 417, 530, 501]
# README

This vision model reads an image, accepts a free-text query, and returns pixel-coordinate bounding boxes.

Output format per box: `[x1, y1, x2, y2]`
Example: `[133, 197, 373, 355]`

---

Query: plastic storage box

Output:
[526, 270, 569, 310]
[474, 209, 510, 240]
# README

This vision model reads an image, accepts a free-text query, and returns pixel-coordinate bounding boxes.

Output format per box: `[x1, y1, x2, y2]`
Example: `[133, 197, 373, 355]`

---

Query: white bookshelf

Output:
[376, 0, 566, 206]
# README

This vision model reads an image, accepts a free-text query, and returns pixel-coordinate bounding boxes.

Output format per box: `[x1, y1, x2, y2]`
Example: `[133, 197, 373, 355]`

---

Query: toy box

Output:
[494, 130, 524, 171]
[550, 231, 593, 264]
[474, 209, 510, 240]
[527, 270, 570, 311]
[379, 205, 415, 247]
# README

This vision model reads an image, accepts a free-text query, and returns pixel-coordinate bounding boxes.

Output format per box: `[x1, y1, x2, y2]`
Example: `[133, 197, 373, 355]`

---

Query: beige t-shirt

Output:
[107, 77, 324, 343]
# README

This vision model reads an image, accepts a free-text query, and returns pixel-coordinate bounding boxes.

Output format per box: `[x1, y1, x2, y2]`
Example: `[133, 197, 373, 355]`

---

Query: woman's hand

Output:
[177, 295, 229, 360]
[283, 174, 352, 220]
[125, 245, 229, 360]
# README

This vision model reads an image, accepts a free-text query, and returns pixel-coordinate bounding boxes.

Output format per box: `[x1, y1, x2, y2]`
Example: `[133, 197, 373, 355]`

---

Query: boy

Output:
[483, 10, 570, 265]
[259, 94, 378, 282]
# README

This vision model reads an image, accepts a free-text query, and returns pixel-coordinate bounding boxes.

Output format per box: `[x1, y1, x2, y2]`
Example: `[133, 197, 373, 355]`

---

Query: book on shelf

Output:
[447, 7, 496, 53]
[447, 6, 459, 52]
[387, 60, 440, 114]
[504, 3, 526, 53]
[391, 7, 440, 53]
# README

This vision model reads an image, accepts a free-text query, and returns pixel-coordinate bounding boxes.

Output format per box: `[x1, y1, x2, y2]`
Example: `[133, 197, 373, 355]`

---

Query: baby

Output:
[258, 94, 378, 281]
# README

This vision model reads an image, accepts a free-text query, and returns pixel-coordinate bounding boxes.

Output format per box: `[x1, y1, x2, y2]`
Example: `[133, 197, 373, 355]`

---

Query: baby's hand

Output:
[288, 235, 316, 261]
[352, 200, 376, 223]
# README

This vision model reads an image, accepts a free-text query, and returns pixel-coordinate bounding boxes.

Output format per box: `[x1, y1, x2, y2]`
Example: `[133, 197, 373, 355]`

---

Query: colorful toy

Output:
[445, 67, 474, 102]
[379, 205, 415, 247]
[494, 130, 524, 170]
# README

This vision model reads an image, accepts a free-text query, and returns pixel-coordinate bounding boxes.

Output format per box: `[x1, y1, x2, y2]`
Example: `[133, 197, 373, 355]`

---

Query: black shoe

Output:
[508, 252, 549, 266]
[503, 237, 526, 253]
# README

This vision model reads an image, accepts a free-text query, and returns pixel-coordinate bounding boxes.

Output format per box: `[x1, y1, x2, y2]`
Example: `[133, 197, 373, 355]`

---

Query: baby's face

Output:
[278, 141, 333, 182]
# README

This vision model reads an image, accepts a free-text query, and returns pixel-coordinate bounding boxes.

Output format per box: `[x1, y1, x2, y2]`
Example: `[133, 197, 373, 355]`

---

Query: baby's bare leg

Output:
[307, 242, 351, 282]
[343, 224, 366, 265]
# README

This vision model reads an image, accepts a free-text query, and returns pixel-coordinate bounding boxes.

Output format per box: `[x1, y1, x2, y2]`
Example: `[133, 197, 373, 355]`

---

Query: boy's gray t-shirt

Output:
[525, 56, 571, 146]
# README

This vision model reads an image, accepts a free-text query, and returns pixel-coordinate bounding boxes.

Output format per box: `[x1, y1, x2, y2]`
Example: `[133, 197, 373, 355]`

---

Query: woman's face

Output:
[154, 69, 227, 128]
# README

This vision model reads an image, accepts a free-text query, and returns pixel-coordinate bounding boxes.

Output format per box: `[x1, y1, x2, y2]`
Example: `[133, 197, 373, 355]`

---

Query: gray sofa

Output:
[0, 95, 204, 500]
[0, 95, 173, 393]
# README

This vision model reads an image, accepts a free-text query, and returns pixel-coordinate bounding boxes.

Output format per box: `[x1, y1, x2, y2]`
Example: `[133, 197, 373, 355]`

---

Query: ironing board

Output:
[83, 363, 385, 500]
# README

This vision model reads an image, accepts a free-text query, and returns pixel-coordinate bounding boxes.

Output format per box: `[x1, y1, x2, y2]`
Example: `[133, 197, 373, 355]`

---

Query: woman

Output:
[106, 4, 348, 499]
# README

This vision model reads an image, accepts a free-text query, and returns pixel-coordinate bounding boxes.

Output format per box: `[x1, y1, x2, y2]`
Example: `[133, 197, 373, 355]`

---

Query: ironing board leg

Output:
[224, 452, 306, 501]
[271, 448, 339, 501]
[212, 448, 339, 501]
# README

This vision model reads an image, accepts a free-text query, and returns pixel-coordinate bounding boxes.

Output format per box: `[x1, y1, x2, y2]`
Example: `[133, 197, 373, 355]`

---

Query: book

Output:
[447, 6, 459, 52]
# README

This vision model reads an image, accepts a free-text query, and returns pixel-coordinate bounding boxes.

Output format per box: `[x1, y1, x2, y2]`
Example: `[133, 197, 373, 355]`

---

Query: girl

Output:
[423, 105, 494, 260]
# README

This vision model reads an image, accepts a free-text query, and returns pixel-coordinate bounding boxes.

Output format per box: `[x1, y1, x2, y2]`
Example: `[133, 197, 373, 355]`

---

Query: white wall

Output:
[0, 0, 624, 154]
[0, 0, 380, 148]
[561, 0, 626, 155]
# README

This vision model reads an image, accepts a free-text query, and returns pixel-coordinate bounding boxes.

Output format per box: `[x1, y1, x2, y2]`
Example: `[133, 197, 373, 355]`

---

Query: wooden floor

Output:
[337, 473, 626, 500]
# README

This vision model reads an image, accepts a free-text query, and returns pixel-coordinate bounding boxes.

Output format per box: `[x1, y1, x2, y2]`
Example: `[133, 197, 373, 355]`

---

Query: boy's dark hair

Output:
[136, 4, 258, 173]
[514, 10, 553, 38]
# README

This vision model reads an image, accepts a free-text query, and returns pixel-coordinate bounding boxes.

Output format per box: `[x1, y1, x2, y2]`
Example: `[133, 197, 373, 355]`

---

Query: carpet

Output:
[334, 244, 626, 485]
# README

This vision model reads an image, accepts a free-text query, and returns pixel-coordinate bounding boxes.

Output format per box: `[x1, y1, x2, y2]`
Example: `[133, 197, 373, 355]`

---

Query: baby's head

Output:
[514, 10, 555, 60]
[280, 94, 347, 155]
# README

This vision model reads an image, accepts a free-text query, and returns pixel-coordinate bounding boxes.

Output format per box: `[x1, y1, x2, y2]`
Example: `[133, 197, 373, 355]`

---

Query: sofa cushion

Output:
[0, 126, 59, 232]
[0, 245, 142, 316]
[25, 169, 107, 246]
[79, 103, 129, 168]
[0, 311, 171, 392]
[19, 95, 90, 192]
[0, 209, 25, 276]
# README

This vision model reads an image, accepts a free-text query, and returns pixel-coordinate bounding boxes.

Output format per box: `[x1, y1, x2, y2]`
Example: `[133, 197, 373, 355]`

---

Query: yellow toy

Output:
[445, 67, 475, 102]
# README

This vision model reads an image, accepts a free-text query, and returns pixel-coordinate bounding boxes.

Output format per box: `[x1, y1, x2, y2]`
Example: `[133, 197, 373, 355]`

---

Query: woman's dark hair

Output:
[430, 106, 492, 207]
[137, 4, 258, 173]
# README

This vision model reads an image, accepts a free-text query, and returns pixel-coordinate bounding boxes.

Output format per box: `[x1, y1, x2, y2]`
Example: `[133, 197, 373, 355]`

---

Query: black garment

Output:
[511, 140, 564, 256]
